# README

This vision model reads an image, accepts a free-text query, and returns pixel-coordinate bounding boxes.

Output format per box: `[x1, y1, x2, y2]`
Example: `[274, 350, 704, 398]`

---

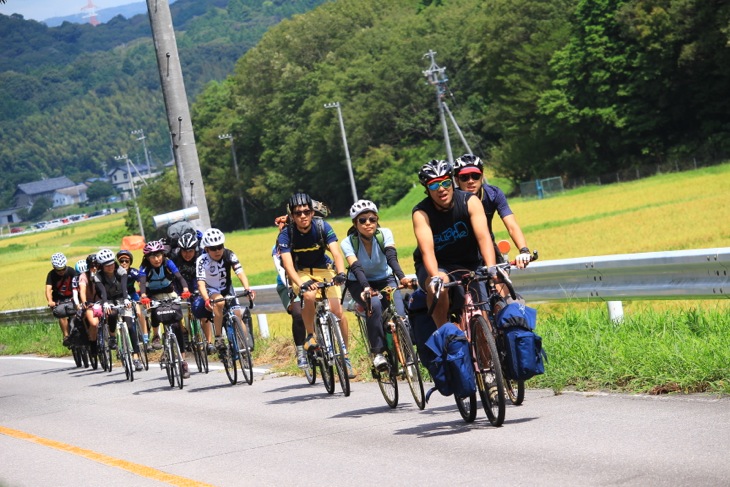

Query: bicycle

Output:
[431, 268, 506, 426]
[110, 303, 136, 382]
[131, 301, 149, 371]
[68, 314, 91, 369]
[353, 281, 425, 409]
[148, 297, 185, 389]
[211, 290, 255, 386]
[182, 297, 209, 374]
[96, 313, 113, 373]
[302, 281, 350, 396]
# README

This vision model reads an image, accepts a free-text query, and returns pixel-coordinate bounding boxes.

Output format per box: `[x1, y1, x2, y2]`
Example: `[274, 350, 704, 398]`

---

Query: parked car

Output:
[10, 227, 24, 234]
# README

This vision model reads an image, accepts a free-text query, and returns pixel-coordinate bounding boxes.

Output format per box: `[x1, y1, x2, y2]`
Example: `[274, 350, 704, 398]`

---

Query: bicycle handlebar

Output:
[509, 249, 539, 266]
[210, 289, 255, 309]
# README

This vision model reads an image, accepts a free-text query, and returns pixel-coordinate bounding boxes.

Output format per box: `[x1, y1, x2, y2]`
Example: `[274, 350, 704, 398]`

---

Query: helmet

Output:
[288, 192, 312, 213]
[454, 154, 483, 173]
[51, 252, 67, 269]
[201, 228, 225, 247]
[178, 232, 199, 250]
[143, 240, 165, 255]
[418, 159, 453, 186]
[96, 249, 115, 266]
[85, 253, 98, 270]
[349, 199, 378, 219]
[75, 260, 88, 273]
[116, 249, 133, 264]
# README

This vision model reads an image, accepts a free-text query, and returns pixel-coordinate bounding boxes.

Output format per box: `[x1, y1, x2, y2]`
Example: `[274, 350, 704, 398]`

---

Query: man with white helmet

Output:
[45, 252, 76, 347]
[196, 228, 255, 356]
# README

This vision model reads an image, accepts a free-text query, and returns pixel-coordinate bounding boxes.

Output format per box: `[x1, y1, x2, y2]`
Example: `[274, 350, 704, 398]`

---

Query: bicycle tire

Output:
[170, 333, 183, 389]
[189, 319, 203, 373]
[377, 350, 398, 408]
[72, 347, 83, 368]
[89, 342, 98, 370]
[471, 315, 506, 426]
[329, 312, 350, 397]
[98, 321, 110, 372]
[120, 324, 134, 382]
[243, 308, 255, 352]
[304, 348, 317, 384]
[394, 316, 426, 410]
[81, 346, 90, 368]
[233, 314, 254, 385]
[134, 316, 148, 371]
[223, 322, 237, 385]
[505, 377, 525, 405]
[455, 393, 477, 423]
[315, 318, 334, 394]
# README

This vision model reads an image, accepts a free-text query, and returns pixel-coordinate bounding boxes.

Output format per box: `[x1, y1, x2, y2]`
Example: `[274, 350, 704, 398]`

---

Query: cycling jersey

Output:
[139, 259, 185, 295]
[94, 266, 128, 303]
[172, 251, 198, 294]
[196, 248, 243, 295]
[479, 183, 514, 241]
[76, 271, 98, 303]
[277, 219, 337, 270]
[45, 267, 76, 301]
[341, 227, 396, 281]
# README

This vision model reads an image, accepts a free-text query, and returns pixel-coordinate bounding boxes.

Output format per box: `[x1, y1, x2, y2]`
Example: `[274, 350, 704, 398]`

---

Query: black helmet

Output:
[116, 249, 133, 264]
[178, 232, 199, 250]
[418, 159, 453, 186]
[86, 253, 98, 270]
[454, 154, 484, 174]
[288, 192, 312, 213]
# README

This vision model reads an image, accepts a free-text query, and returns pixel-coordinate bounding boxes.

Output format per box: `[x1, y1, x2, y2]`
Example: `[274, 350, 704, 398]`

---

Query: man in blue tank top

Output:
[412, 159, 497, 326]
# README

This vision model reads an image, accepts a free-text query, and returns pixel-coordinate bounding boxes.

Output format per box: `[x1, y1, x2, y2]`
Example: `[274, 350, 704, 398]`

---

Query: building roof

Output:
[55, 184, 88, 197]
[16, 176, 76, 195]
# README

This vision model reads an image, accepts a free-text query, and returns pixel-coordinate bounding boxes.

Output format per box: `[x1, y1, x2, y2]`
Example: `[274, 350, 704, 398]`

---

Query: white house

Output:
[53, 184, 88, 207]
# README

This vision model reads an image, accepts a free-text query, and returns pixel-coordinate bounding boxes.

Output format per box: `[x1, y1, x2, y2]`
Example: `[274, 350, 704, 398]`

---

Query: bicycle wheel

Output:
[81, 346, 89, 368]
[304, 348, 317, 384]
[169, 333, 183, 389]
[222, 323, 237, 385]
[394, 316, 425, 410]
[189, 319, 203, 373]
[119, 325, 133, 382]
[89, 341, 98, 370]
[471, 315, 506, 426]
[505, 377, 525, 406]
[72, 347, 83, 368]
[377, 350, 398, 408]
[243, 308, 255, 352]
[455, 393, 477, 423]
[329, 312, 350, 397]
[233, 314, 254, 385]
[97, 322, 109, 372]
[134, 317, 148, 371]
[315, 319, 334, 394]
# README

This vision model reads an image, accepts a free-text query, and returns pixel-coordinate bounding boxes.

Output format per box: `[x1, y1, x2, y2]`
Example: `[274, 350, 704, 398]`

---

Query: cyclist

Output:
[94, 249, 144, 371]
[45, 252, 76, 347]
[116, 249, 148, 349]
[196, 228, 256, 361]
[276, 192, 354, 377]
[173, 232, 215, 355]
[341, 199, 411, 371]
[138, 240, 192, 378]
[412, 159, 497, 327]
[273, 216, 307, 368]
[72, 257, 102, 356]
[453, 154, 532, 269]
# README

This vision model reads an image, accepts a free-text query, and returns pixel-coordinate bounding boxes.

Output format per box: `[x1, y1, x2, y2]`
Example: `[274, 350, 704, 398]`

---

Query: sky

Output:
[0, 0, 136, 22]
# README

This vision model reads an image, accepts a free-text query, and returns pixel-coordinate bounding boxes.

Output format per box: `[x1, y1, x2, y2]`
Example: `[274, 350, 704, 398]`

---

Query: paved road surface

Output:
[1, 356, 729, 486]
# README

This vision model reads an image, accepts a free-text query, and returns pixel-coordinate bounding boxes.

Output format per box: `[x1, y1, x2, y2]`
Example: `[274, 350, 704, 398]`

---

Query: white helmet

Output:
[96, 249, 115, 266]
[51, 252, 67, 269]
[349, 199, 378, 219]
[75, 260, 88, 273]
[202, 228, 225, 247]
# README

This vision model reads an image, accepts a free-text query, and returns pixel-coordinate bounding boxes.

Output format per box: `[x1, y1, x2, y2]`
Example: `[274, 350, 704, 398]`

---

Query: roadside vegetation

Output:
[1, 164, 729, 394]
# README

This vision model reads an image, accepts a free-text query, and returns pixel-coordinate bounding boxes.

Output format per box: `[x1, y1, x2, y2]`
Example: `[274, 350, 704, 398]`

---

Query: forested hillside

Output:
[0, 0, 328, 207]
[182, 0, 730, 230]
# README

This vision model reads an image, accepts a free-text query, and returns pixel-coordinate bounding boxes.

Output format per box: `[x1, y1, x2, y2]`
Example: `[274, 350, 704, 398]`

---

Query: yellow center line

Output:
[0, 425, 215, 487]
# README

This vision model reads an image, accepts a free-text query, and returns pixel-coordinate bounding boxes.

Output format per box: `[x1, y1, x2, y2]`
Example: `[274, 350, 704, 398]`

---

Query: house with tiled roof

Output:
[53, 184, 88, 207]
[14, 176, 78, 208]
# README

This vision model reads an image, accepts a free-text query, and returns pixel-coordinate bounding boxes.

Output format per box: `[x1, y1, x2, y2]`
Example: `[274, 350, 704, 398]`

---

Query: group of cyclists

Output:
[46, 153, 532, 384]
[46, 228, 256, 380]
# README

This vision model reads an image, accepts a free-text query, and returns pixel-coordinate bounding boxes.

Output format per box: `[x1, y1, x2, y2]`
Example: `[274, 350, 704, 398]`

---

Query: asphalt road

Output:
[1, 355, 729, 486]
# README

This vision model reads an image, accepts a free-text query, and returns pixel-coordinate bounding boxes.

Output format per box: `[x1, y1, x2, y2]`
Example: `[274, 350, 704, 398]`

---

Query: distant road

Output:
[1, 356, 729, 486]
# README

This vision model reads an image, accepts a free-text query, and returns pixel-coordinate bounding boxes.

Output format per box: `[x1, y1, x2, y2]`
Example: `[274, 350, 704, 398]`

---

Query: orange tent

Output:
[121, 235, 145, 250]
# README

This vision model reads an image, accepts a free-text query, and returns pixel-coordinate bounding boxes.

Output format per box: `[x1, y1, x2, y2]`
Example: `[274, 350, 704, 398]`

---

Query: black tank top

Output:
[412, 189, 480, 268]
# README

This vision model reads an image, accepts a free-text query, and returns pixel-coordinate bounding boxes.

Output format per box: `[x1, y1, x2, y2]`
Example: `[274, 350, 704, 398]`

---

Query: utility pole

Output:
[131, 128, 153, 177]
[145, 0, 210, 229]
[324, 102, 358, 204]
[422, 50, 453, 165]
[115, 154, 146, 240]
[218, 133, 249, 230]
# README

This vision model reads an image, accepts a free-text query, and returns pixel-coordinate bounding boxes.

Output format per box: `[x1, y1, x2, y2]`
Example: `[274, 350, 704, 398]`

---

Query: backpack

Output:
[496, 302, 547, 381]
[420, 322, 477, 401]
[166, 221, 196, 249]
[347, 229, 386, 256]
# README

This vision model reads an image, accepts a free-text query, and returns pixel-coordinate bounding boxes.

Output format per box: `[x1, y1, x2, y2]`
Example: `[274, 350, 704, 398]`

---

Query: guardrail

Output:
[2, 248, 728, 327]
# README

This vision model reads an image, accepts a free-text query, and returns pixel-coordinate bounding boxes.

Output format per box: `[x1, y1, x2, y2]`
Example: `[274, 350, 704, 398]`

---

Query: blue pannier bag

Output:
[421, 322, 476, 401]
[496, 302, 547, 381]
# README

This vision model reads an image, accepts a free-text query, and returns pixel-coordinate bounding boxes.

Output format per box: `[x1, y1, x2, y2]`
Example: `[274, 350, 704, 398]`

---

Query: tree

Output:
[27, 197, 52, 221]
[85, 181, 115, 202]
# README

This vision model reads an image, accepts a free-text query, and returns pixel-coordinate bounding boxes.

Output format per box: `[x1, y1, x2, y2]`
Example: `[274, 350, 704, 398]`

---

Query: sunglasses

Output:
[208, 244, 224, 251]
[427, 178, 453, 191]
[358, 216, 378, 225]
[292, 210, 313, 217]
[458, 173, 482, 182]
[118, 259, 131, 264]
